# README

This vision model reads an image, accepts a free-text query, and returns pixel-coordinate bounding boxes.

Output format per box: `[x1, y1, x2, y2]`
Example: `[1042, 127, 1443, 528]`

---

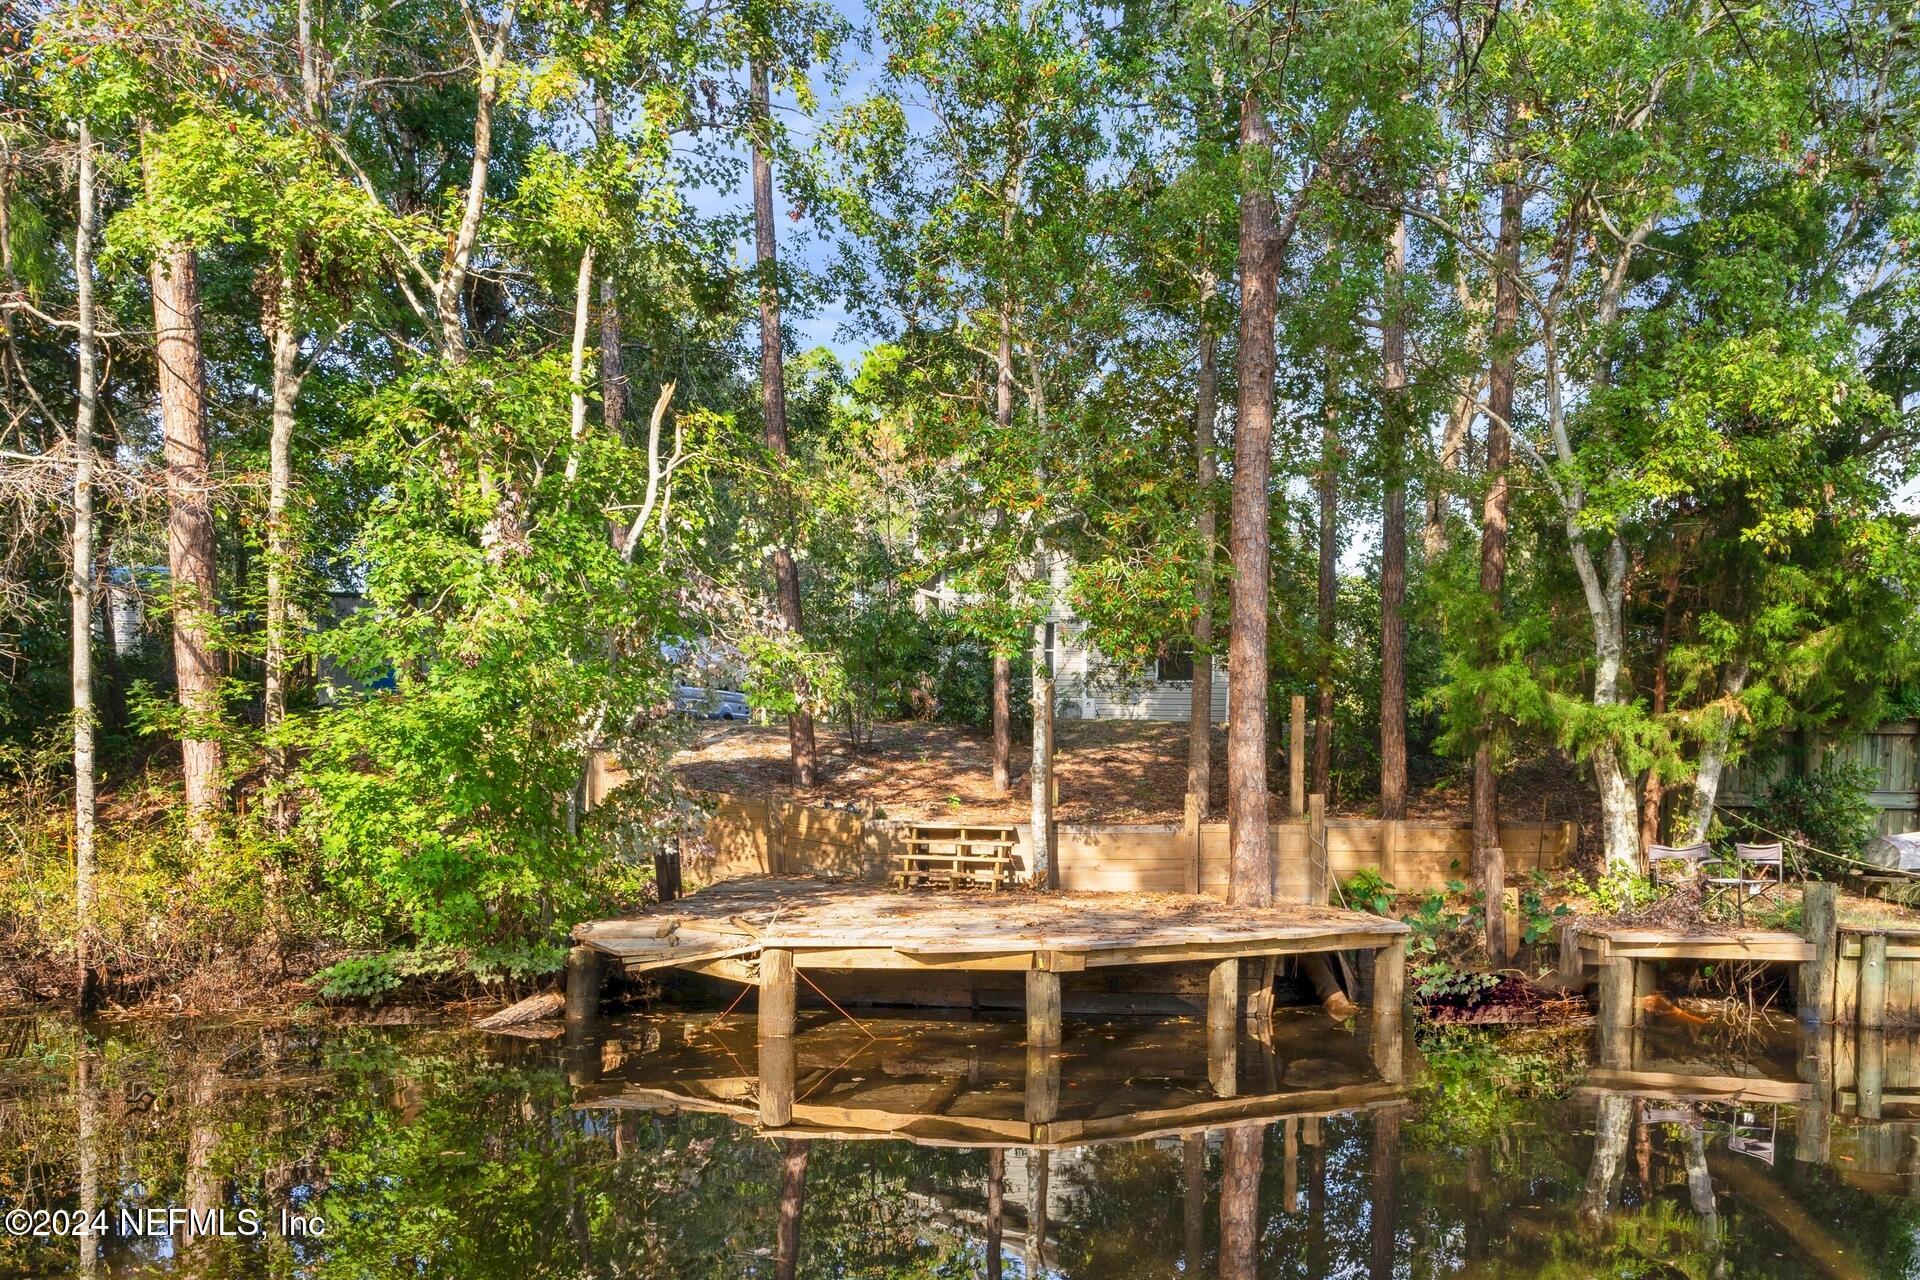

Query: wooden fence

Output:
[699, 792, 1576, 902]
[1722, 721, 1920, 836]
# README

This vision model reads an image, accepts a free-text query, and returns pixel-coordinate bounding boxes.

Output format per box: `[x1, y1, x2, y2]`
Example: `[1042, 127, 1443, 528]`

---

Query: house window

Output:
[1157, 647, 1195, 682]
[1043, 622, 1056, 677]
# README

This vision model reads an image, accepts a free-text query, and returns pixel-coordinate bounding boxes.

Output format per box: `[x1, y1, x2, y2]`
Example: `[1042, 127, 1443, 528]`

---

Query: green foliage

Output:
[1520, 874, 1574, 946]
[1753, 759, 1881, 865]
[1570, 870, 1661, 917]
[1343, 867, 1395, 916]
[294, 354, 687, 962]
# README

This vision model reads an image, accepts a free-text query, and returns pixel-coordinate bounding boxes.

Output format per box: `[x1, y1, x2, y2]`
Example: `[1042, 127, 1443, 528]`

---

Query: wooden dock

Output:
[569, 876, 1410, 1124]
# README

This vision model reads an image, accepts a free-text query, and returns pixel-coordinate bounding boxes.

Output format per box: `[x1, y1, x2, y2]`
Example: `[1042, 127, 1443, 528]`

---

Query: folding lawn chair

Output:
[1648, 842, 1711, 890]
[1706, 841, 1786, 924]
[1727, 1106, 1779, 1165]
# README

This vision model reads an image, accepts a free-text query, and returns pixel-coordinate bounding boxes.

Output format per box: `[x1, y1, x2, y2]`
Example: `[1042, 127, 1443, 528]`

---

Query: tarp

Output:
[1864, 831, 1920, 872]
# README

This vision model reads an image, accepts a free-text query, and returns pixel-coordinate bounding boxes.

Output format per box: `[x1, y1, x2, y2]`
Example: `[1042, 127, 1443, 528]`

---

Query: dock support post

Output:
[1861, 1031, 1885, 1121]
[1862, 934, 1889, 1030]
[1597, 959, 1634, 1069]
[1026, 969, 1062, 1048]
[759, 948, 797, 1128]
[1558, 924, 1584, 980]
[565, 945, 605, 1025]
[1801, 882, 1839, 1024]
[1208, 958, 1239, 1097]
[1370, 939, 1406, 1083]
[1025, 1044, 1060, 1126]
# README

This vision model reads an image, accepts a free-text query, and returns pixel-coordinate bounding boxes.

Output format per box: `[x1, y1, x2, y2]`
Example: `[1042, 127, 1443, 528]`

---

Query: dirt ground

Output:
[672, 719, 1561, 824]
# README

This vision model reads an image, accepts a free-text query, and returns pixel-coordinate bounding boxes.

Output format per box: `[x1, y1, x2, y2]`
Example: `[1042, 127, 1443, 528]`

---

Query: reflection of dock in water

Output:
[571, 1011, 1408, 1150]
[1582, 1019, 1920, 1206]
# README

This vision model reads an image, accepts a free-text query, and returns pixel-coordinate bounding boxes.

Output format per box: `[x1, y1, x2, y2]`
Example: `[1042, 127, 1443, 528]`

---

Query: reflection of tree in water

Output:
[8, 1021, 1920, 1279]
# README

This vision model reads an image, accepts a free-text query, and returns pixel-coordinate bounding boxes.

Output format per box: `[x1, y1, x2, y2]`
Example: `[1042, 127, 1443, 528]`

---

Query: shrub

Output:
[1754, 759, 1879, 869]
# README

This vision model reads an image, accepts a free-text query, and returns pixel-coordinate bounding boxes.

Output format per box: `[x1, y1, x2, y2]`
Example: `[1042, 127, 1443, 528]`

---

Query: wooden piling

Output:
[1208, 958, 1239, 1097]
[1598, 958, 1634, 1070]
[1861, 933, 1889, 1030]
[1860, 1031, 1885, 1121]
[1801, 883, 1839, 1024]
[759, 948, 797, 1127]
[1370, 939, 1406, 1084]
[1025, 1043, 1061, 1124]
[1796, 1027, 1834, 1163]
[1026, 969, 1062, 1048]
[564, 945, 605, 1025]
[1290, 695, 1307, 816]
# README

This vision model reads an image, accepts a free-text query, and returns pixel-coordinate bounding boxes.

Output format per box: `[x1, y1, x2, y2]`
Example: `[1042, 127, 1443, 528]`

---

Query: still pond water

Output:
[0, 1005, 1909, 1278]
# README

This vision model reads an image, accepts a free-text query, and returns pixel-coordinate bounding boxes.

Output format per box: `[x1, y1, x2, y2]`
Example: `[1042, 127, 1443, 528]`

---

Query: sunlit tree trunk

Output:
[1188, 278, 1218, 816]
[435, 4, 514, 362]
[1378, 213, 1409, 821]
[1686, 658, 1750, 843]
[72, 121, 99, 1009]
[263, 279, 302, 843]
[1312, 357, 1338, 801]
[146, 136, 223, 845]
[1227, 89, 1280, 908]
[1641, 574, 1681, 849]
[750, 58, 819, 787]
[1474, 165, 1521, 959]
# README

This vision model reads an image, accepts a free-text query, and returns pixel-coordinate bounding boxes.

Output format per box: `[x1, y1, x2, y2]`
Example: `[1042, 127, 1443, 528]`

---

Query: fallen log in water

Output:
[475, 991, 565, 1030]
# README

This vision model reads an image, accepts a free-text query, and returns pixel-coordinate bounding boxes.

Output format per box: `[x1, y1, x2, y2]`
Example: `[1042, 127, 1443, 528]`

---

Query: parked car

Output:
[674, 685, 750, 720]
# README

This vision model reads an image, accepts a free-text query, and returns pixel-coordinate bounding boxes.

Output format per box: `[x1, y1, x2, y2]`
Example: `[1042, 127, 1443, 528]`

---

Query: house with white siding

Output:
[922, 551, 1228, 725]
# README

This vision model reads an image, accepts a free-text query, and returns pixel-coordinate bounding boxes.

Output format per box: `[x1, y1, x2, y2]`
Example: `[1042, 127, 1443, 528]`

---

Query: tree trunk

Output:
[76, 1049, 100, 1275]
[1227, 89, 1281, 908]
[1580, 1092, 1633, 1223]
[591, 93, 625, 437]
[990, 275, 1018, 795]
[1473, 167, 1521, 958]
[1590, 571, 1641, 873]
[1182, 1134, 1205, 1273]
[1219, 1125, 1263, 1280]
[435, 4, 513, 363]
[1312, 358, 1337, 800]
[1378, 214, 1409, 821]
[1188, 285, 1218, 816]
[148, 190, 223, 840]
[1422, 375, 1479, 558]
[985, 1147, 1004, 1280]
[1030, 652, 1054, 887]
[263, 277, 301, 847]
[751, 58, 818, 787]
[565, 246, 593, 479]
[1641, 574, 1681, 849]
[774, 1139, 808, 1280]
[991, 655, 1012, 792]
[72, 122, 99, 1011]
[1370, 1107, 1400, 1280]
[1686, 657, 1751, 844]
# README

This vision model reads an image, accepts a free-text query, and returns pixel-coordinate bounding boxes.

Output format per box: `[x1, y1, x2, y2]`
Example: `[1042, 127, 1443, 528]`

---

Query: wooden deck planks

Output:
[574, 875, 1408, 974]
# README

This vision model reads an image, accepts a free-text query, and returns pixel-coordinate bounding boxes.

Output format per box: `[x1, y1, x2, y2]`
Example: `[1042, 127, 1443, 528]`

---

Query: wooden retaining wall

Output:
[1835, 928, 1920, 1027]
[697, 792, 1575, 902]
